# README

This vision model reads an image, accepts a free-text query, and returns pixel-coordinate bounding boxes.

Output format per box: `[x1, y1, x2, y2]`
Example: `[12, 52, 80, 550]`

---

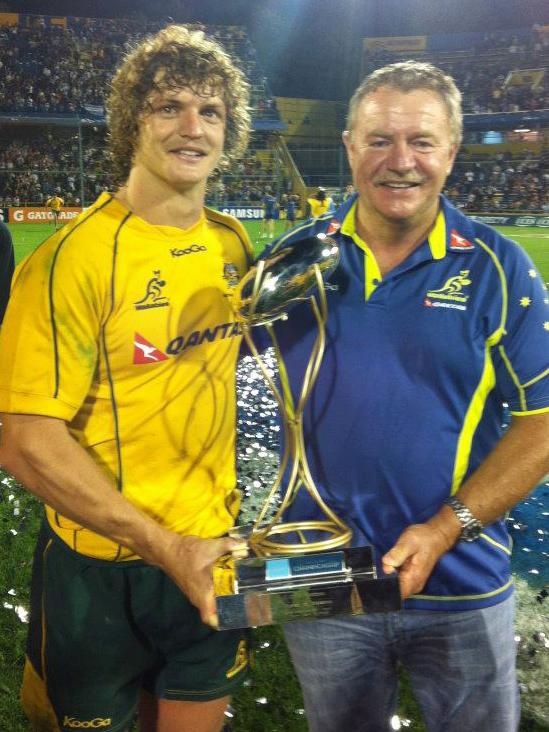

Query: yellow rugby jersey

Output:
[0, 192, 252, 560]
[46, 196, 64, 211]
[307, 196, 333, 218]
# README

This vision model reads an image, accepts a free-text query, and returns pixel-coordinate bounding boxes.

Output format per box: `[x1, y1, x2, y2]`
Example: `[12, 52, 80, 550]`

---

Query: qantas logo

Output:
[133, 324, 241, 364]
[133, 334, 168, 364]
[326, 220, 341, 235]
[166, 322, 241, 355]
[450, 230, 475, 250]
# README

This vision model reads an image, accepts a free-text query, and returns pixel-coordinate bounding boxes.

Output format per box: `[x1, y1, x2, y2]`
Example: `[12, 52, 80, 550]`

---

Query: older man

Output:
[265, 61, 549, 731]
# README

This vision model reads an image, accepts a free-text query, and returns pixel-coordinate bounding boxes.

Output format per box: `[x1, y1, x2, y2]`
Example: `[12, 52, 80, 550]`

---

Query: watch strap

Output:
[443, 496, 483, 541]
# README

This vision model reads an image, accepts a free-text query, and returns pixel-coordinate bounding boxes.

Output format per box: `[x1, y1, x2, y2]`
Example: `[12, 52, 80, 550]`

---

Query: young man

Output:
[45, 193, 64, 229]
[266, 61, 549, 731]
[0, 219, 14, 322]
[0, 26, 252, 732]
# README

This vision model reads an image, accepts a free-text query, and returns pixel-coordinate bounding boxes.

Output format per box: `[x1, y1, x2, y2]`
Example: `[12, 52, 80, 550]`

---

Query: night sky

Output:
[4, 0, 549, 99]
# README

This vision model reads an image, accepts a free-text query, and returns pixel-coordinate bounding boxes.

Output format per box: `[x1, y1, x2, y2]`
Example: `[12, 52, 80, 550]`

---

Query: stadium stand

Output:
[274, 26, 549, 202]
[0, 16, 547, 214]
[0, 13, 297, 210]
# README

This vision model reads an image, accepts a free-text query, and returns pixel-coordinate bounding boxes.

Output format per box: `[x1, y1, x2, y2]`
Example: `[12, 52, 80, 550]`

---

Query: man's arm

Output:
[382, 411, 549, 598]
[0, 413, 246, 626]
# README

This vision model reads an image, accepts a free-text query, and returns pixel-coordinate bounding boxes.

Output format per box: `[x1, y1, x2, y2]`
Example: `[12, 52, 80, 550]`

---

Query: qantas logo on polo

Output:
[133, 323, 241, 363]
[450, 230, 475, 250]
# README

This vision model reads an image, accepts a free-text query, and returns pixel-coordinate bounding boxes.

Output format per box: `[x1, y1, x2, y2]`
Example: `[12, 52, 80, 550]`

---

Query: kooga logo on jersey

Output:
[63, 718, 111, 729]
[170, 244, 207, 257]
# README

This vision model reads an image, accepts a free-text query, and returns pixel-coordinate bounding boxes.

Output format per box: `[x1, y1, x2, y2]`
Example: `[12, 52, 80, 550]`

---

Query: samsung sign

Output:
[219, 206, 264, 220]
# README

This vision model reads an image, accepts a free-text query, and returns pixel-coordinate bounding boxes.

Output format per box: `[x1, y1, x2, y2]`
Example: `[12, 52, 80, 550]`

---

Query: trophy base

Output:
[215, 546, 401, 630]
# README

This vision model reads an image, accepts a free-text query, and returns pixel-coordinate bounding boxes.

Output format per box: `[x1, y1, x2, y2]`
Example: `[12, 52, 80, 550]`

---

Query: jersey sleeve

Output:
[493, 243, 549, 414]
[0, 231, 107, 421]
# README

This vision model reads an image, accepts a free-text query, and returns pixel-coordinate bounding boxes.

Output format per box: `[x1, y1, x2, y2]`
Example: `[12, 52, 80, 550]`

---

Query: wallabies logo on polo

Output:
[425, 270, 472, 304]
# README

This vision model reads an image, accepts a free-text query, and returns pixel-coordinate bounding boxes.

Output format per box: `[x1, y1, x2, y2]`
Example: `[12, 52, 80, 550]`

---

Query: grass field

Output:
[9, 221, 549, 282]
[1, 219, 548, 731]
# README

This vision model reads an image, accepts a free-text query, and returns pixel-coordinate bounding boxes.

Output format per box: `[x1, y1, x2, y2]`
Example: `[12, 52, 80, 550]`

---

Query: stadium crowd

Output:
[0, 128, 108, 206]
[2, 126, 545, 213]
[0, 18, 276, 117]
[0, 19, 547, 212]
[445, 149, 549, 212]
[0, 127, 293, 208]
[364, 29, 549, 113]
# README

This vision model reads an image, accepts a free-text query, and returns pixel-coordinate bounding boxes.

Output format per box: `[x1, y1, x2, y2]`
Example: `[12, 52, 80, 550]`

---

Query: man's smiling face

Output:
[343, 86, 457, 229]
[133, 85, 226, 194]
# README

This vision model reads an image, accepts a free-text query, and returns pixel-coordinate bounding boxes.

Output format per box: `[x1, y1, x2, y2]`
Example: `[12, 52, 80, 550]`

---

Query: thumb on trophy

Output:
[229, 540, 250, 559]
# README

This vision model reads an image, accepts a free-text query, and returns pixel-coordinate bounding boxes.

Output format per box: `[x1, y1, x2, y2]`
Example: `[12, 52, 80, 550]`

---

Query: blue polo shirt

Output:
[263, 194, 549, 610]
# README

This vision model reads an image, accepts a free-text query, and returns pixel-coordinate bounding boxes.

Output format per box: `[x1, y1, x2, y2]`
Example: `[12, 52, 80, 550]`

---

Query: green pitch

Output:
[3, 221, 549, 732]
[9, 222, 549, 282]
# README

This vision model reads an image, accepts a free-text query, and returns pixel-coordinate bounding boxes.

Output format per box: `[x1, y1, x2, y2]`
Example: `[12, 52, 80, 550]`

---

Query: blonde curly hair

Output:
[106, 25, 251, 186]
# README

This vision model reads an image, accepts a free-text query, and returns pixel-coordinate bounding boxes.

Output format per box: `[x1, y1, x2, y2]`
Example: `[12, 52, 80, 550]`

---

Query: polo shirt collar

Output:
[341, 198, 447, 262]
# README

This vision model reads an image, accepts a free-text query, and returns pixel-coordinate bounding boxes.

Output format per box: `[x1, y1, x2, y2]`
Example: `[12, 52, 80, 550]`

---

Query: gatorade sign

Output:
[9, 207, 82, 223]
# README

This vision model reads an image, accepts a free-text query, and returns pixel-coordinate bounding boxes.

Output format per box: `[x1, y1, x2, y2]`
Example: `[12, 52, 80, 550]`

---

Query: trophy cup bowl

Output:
[215, 234, 401, 629]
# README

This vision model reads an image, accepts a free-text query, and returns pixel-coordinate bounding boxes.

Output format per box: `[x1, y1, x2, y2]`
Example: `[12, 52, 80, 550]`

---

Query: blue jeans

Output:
[283, 594, 519, 732]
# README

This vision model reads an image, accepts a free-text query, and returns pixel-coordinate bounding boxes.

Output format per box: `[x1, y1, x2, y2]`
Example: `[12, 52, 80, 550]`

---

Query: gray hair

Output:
[346, 61, 463, 145]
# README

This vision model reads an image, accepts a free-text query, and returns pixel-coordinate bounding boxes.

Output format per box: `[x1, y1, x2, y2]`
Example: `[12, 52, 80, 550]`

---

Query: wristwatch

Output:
[443, 497, 483, 542]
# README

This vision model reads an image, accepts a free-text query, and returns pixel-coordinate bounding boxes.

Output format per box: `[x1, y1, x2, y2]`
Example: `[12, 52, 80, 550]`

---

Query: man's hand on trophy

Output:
[158, 533, 248, 627]
[381, 521, 455, 599]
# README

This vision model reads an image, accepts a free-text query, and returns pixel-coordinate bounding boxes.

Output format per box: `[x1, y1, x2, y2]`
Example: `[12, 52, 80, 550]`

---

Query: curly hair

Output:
[106, 25, 251, 187]
[346, 61, 463, 146]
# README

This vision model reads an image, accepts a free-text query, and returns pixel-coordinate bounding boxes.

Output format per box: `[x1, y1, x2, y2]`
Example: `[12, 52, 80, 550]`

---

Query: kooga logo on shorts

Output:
[63, 718, 111, 729]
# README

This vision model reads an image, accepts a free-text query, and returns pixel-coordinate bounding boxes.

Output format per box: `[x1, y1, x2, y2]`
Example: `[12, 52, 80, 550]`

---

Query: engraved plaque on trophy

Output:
[214, 235, 401, 630]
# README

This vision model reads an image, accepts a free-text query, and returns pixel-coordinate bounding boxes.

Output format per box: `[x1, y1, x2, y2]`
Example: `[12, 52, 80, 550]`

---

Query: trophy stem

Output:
[240, 265, 353, 555]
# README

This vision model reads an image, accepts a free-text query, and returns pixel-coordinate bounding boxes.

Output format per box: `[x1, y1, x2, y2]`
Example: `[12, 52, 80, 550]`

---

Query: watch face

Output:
[462, 520, 483, 541]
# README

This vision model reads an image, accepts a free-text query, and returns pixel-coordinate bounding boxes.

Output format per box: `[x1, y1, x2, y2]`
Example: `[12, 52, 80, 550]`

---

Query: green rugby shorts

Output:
[22, 523, 248, 732]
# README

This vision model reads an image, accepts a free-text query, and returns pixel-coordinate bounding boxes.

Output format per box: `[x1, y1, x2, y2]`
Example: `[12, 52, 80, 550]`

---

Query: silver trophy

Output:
[214, 234, 401, 629]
